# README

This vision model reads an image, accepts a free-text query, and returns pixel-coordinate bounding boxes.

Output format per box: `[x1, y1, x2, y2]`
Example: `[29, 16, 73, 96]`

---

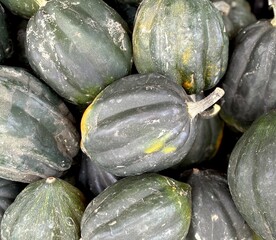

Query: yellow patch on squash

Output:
[162, 145, 177, 154]
[182, 74, 195, 91]
[182, 47, 193, 65]
[144, 133, 176, 154]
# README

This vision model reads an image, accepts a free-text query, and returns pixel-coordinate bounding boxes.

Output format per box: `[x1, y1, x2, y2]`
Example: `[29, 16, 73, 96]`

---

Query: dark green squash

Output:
[1, 177, 86, 240]
[0, 4, 12, 63]
[26, 0, 133, 107]
[77, 153, 118, 200]
[0, 178, 25, 226]
[180, 169, 253, 240]
[0, 66, 80, 183]
[227, 110, 276, 240]
[212, 0, 257, 39]
[132, 0, 229, 94]
[0, 0, 47, 18]
[220, 5, 276, 132]
[80, 73, 224, 176]
[81, 173, 191, 240]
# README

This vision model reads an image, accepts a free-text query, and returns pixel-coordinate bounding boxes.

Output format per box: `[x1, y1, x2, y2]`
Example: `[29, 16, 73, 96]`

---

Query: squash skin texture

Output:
[26, 0, 133, 106]
[1, 177, 86, 240]
[0, 66, 80, 183]
[0, 0, 47, 19]
[81, 173, 192, 240]
[80, 73, 198, 176]
[220, 20, 276, 132]
[132, 0, 229, 94]
[181, 169, 253, 240]
[212, 0, 256, 39]
[228, 110, 276, 240]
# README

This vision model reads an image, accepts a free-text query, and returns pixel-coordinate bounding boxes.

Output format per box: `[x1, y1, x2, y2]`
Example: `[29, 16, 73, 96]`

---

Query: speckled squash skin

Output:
[0, 66, 80, 183]
[212, 0, 256, 39]
[0, 4, 12, 63]
[1, 177, 86, 240]
[132, 0, 229, 94]
[228, 110, 276, 240]
[220, 20, 276, 132]
[26, 0, 133, 106]
[80, 73, 199, 176]
[180, 169, 253, 240]
[81, 173, 192, 240]
[0, 0, 47, 18]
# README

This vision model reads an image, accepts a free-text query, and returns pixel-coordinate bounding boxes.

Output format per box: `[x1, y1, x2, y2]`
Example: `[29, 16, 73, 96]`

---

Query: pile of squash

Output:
[0, 0, 275, 239]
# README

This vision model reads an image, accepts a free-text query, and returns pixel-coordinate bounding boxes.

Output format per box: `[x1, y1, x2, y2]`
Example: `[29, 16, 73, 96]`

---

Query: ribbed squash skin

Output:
[26, 0, 133, 106]
[1, 177, 86, 240]
[0, 4, 12, 63]
[181, 169, 253, 240]
[212, 0, 256, 39]
[81, 173, 192, 240]
[0, 0, 47, 18]
[132, 0, 229, 94]
[77, 153, 118, 200]
[80, 73, 198, 176]
[220, 20, 276, 132]
[0, 66, 79, 183]
[228, 110, 276, 240]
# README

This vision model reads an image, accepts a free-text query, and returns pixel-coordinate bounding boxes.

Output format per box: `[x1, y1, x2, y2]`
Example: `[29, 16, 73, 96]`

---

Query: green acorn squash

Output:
[1, 177, 86, 240]
[80, 73, 224, 176]
[228, 110, 276, 240]
[220, 3, 276, 132]
[132, 0, 229, 94]
[212, 0, 256, 39]
[26, 0, 133, 107]
[77, 153, 118, 200]
[0, 66, 80, 183]
[0, 0, 47, 18]
[81, 173, 191, 240]
[0, 4, 12, 63]
[181, 169, 253, 240]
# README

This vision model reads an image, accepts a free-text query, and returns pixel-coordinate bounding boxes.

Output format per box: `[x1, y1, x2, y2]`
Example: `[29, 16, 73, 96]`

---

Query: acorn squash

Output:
[1, 177, 86, 240]
[26, 0, 133, 106]
[132, 0, 229, 94]
[228, 110, 276, 240]
[81, 173, 191, 240]
[181, 169, 253, 240]
[0, 0, 47, 18]
[80, 73, 224, 176]
[0, 66, 80, 183]
[220, 15, 276, 132]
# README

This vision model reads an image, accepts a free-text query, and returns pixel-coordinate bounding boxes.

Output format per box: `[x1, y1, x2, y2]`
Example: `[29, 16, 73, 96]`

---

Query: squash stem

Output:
[187, 87, 224, 119]
[269, 0, 276, 26]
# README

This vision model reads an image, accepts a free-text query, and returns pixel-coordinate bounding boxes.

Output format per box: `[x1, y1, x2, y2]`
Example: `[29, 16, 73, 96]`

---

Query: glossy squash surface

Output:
[0, 66, 80, 183]
[220, 19, 276, 132]
[26, 0, 133, 106]
[181, 169, 253, 240]
[228, 110, 276, 240]
[81, 173, 192, 240]
[81, 73, 224, 176]
[1, 177, 86, 240]
[132, 0, 229, 94]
